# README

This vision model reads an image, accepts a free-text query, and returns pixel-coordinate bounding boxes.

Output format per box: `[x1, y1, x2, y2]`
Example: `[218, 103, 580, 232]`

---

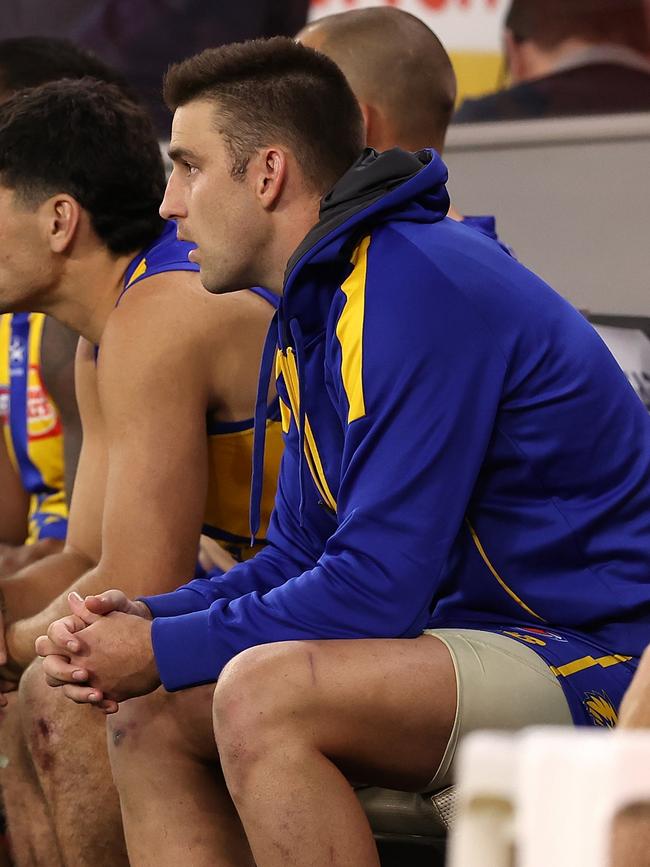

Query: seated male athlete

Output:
[0, 79, 282, 866]
[39, 40, 650, 867]
[298, 7, 511, 253]
[0, 38, 139, 581]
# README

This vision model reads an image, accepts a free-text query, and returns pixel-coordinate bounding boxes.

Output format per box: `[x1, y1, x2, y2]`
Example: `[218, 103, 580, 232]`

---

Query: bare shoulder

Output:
[104, 269, 210, 347]
[196, 289, 277, 419]
[198, 287, 276, 345]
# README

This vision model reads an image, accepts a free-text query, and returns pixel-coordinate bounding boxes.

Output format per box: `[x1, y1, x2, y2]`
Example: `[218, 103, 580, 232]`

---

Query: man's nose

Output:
[159, 171, 186, 221]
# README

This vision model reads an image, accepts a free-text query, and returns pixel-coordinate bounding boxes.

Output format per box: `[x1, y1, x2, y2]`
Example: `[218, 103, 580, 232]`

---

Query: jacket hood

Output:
[284, 147, 449, 286]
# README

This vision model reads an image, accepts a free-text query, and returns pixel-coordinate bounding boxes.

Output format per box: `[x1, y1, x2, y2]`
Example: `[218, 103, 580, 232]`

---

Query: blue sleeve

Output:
[151, 231, 508, 690]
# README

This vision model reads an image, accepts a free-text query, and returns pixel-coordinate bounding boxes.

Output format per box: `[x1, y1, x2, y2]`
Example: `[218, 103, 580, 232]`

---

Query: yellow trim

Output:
[28, 313, 45, 368]
[337, 236, 369, 424]
[278, 347, 337, 513]
[302, 416, 337, 512]
[550, 654, 633, 679]
[466, 519, 545, 622]
[126, 257, 147, 288]
[0, 315, 19, 474]
[279, 396, 291, 434]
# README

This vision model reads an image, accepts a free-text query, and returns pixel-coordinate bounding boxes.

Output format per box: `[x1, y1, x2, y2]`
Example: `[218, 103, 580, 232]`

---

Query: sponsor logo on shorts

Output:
[583, 690, 618, 728]
[516, 626, 568, 642]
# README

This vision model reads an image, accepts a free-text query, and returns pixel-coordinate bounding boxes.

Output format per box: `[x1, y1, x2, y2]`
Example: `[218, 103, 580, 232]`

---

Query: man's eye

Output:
[184, 162, 198, 176]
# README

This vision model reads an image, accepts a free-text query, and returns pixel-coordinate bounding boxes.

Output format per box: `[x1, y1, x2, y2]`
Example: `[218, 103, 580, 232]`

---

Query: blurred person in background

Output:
[298, 6, 512, 251]
[455, 0, 650, 123]
[0, 0, 310, 135]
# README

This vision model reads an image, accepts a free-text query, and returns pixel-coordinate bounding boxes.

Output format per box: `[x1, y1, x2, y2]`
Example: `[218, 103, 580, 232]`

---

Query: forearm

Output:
[0, 547, 92, 622]
[0, 538, 65, 578]
[8, 552, 194, 671]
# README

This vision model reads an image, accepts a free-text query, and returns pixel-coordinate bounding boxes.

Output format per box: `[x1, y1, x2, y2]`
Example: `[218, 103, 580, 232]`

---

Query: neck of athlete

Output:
[42, 237, 138, 345]
[257, 185, 322, 295]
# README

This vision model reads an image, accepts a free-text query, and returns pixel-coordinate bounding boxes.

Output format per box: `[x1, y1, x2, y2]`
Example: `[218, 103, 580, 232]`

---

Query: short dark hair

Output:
[0, 78, 165, 254]
[0, 36, 134, 100]
[304, 8, 457, 153]
[506, 0, 649, 54]
[164, 36, 365, 194]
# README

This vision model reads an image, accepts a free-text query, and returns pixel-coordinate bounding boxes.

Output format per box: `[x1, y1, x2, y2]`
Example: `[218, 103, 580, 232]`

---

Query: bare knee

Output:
[213, 643, 320, 792]
[107, 691, 163, 768]
[108, 684, 217, 785]
[18, 659, 61, 776]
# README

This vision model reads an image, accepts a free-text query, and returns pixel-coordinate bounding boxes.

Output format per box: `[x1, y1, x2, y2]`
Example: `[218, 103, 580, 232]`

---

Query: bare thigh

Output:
[214, 634, 457, 792]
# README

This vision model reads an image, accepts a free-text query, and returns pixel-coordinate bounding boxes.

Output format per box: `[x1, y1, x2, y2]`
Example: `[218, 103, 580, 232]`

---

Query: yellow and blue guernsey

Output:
[0, 312, 68, 542]
[143, 150, 650, 728]
[117, 221, 282, 562]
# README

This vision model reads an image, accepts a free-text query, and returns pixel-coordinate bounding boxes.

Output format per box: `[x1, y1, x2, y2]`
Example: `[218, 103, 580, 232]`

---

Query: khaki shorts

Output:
[422, 628, 573, 791]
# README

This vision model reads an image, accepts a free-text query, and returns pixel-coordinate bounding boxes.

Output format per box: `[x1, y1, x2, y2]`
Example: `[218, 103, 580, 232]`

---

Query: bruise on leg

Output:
[30, 717, 56, 776]
[110, 720, 139, 749]
[0, 690, 64, 867]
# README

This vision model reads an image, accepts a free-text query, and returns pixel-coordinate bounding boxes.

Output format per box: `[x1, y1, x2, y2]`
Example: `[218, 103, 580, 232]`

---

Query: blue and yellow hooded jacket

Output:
[144, 149, 650, 692]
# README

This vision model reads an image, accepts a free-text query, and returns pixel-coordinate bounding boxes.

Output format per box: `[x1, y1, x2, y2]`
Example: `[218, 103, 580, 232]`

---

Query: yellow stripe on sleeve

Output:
[279, 396, 291, 434]
[336, 235, 370, 424]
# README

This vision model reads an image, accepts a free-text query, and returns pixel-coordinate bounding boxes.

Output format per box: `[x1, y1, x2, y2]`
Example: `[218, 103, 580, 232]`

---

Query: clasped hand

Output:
[35, 590, 159, 714]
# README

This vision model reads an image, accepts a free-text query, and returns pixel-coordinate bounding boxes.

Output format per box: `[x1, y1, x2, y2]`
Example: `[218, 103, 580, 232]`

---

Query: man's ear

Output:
[255, 148, 288, 210]
[358, 102, 371, 147]
[41, 194, 81, 254]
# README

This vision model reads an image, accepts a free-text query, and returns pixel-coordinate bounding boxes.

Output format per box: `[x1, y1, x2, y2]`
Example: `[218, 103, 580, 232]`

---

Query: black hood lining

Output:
[285, 147, 432, 278]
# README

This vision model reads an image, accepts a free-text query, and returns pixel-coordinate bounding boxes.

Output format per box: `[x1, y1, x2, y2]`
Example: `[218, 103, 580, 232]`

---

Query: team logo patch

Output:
[501, 626, 568, 647]
[583, 690, 618, 728]
[26, 365, 61, 440]
[9, 335, 26, 369]
[516, 626, 568, 643]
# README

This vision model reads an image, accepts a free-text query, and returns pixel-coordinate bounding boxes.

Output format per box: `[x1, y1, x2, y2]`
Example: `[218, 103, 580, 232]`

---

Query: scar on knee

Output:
[307, 650, 317, 686]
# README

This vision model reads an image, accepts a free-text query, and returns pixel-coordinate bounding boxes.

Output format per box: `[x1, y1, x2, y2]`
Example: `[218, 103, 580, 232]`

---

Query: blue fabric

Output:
[119, 220, 199, 296]
[461, 215, 513, 257]
[8, 314, 45, 493]
[144, 149, 650, 706]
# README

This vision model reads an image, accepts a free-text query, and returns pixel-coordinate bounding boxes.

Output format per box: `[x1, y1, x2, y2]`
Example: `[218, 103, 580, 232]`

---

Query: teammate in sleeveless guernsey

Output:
[0, 313, 68, 543]
[113, 221, 282, 560]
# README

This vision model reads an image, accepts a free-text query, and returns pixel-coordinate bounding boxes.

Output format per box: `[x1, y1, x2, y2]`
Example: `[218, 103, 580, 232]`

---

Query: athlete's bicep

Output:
[0, 427, 29, 545]
[95, 279, 209, 589]
[63, 339, 106, 565]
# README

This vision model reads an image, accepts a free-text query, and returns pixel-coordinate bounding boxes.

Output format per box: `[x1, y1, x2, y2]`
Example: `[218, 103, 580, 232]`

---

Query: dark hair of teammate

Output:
[163, 36, 365, 194]
[0, 36, 135, 101]
[299, 8, 457, 154]
[506, 0, 649, 54]
[0, 78, 165, 253]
